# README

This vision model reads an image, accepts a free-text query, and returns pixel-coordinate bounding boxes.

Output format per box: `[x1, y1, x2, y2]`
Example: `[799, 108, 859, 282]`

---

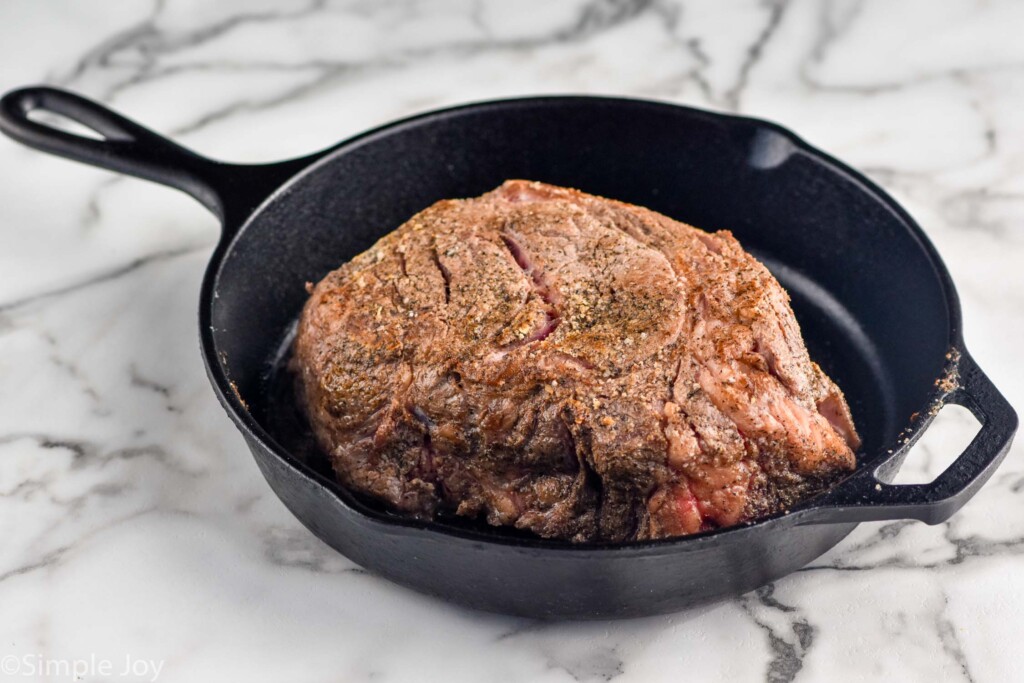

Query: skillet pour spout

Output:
[0, 86, 1016, 619]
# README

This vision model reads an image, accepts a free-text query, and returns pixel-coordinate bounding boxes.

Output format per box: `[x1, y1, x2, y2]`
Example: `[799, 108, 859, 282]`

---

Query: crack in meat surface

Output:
[429, 244, 451, 305]
[499, 232, 562, 343]
[292, 181, 860, 542]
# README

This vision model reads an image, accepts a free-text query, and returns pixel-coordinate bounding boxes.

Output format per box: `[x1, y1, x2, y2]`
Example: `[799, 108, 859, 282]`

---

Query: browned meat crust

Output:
[292, 181, 859, 542]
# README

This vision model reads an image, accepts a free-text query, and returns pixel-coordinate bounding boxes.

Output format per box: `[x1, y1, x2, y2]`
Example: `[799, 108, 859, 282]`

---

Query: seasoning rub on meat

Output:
[292, 181, 860, 542]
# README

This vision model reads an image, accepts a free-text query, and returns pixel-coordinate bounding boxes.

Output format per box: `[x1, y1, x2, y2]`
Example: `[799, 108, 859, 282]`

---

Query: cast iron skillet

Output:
[1, 87, 1017, 619]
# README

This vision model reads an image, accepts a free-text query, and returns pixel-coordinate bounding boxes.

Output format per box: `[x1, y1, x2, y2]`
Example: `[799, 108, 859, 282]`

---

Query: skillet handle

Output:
[798, 351, 1017, 526]
[0, 86, 312, 227]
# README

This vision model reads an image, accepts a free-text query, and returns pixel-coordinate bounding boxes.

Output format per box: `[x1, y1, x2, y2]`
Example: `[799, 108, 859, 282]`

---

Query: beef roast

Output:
[291, 180, 860, 542]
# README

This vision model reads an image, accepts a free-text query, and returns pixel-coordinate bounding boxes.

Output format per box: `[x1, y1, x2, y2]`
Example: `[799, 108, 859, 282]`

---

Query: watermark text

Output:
[2, 653, 164, 681]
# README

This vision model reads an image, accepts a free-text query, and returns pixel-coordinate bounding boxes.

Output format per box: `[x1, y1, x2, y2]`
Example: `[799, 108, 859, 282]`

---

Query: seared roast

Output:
[292, 181, 859, 541]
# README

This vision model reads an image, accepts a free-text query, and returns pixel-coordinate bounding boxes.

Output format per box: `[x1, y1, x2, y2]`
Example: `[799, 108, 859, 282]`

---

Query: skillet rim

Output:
[199, 94, 964, 552]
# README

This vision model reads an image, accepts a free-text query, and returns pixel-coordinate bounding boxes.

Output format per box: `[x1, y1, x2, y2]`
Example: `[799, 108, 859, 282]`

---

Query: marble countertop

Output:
[1, 1, 1022, 681]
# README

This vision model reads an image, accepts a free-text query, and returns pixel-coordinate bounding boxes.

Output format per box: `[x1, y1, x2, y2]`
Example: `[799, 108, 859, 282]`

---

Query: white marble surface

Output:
[1, 1, 1022, 681]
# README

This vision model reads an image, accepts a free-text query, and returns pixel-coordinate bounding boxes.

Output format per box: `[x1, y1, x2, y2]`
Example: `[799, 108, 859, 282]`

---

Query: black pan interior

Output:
[210, 98, 953, 519]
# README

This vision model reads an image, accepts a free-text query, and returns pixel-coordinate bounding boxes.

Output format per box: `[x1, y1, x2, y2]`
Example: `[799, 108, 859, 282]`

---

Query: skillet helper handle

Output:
[0, 86, 314, 226]
[800, 352, 1017, 526]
